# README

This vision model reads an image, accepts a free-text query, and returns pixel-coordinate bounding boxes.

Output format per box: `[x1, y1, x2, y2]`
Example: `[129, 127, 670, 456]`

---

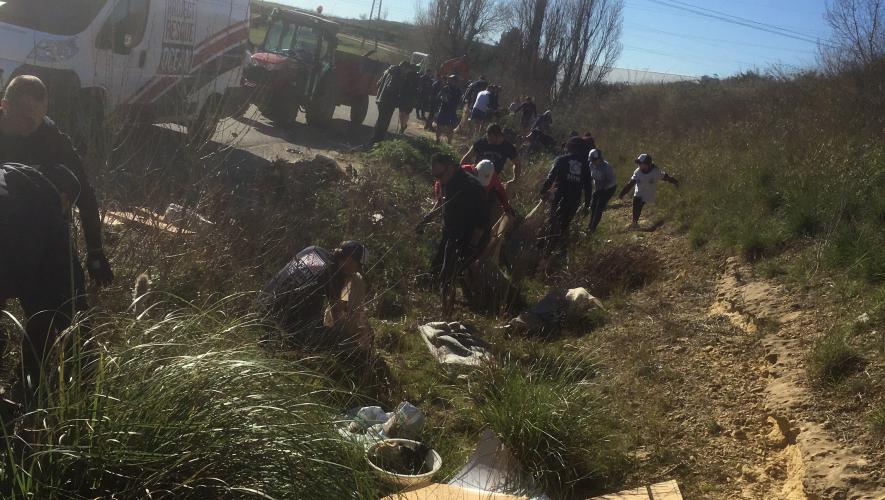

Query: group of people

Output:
[408, 117, 679, 315]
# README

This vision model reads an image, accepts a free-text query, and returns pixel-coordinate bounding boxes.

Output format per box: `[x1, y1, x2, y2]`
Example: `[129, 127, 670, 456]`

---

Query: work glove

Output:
[86, 250, 114, 286]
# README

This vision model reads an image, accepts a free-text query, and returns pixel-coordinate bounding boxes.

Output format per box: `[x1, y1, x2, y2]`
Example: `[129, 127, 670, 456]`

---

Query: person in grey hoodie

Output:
[587, 148, 617, 233]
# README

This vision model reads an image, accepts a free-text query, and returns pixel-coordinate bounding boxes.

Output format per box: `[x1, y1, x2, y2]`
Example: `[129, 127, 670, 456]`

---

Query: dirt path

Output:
[576, 205, 884, 499]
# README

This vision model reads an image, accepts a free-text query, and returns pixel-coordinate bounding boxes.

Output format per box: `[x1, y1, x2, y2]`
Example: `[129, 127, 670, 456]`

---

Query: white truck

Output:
[0, 0, 251, 143]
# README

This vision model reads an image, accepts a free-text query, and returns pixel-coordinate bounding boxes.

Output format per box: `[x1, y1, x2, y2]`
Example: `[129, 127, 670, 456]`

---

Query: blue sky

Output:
[272, 0, 831, 76]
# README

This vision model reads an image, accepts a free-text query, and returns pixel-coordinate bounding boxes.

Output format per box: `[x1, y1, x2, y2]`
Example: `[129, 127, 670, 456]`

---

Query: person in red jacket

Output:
[422, 159, 517, 226]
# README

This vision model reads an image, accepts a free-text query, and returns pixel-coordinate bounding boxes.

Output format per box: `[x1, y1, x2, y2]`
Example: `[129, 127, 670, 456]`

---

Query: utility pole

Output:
[363, 0, 377, 47]
[374, 0, 382, 49]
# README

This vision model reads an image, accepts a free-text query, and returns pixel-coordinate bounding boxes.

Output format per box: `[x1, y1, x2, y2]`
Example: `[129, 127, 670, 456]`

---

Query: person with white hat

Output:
[618, 153, 679, 229]
[587, 148, 617, 233]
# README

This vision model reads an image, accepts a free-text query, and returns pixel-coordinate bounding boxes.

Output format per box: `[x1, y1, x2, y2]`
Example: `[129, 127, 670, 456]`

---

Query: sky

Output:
[270, 0, 831, 77]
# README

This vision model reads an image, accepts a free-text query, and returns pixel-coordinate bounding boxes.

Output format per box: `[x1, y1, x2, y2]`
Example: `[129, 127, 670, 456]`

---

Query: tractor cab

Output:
[244, 8, 340, 125]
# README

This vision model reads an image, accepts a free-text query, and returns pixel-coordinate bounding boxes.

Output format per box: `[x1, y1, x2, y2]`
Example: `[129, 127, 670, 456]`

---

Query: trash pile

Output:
[418, 321, 493, 367]
[339, 402, 426, 446]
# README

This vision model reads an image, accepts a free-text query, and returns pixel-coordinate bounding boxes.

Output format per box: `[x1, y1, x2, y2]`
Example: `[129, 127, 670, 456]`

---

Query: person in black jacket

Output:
[372, 62, 406, 143]
[0, 163, 79, 410]
[0, 76, 113, 301]
[420, 153, 489, 315]
[538, 137, 592, 257]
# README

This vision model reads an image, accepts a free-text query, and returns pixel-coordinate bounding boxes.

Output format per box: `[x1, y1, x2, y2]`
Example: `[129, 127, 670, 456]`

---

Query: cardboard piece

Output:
[589, 480, 683, 500]
[103, 209, 195, 235]
[384, 483, 525, 499]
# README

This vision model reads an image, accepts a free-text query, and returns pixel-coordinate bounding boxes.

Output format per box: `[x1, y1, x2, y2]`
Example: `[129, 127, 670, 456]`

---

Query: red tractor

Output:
[243, 8, 387, 127]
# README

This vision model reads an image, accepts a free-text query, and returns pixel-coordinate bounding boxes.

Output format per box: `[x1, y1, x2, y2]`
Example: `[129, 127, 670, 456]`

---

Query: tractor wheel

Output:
[349, 94, 369, 126]
[306, 84, 336, 127]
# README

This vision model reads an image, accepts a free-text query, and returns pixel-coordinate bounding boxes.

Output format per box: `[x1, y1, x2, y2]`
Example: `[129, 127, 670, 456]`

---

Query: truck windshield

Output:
[0, 0, 108, 36]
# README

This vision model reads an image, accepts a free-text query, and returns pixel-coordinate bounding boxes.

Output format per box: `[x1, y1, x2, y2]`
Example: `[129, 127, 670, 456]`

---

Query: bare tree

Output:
[822, 0, 885, 70]
[550, 0, 623, 99]
[415, 0, 506, 62]
[503, 0, 622, 100]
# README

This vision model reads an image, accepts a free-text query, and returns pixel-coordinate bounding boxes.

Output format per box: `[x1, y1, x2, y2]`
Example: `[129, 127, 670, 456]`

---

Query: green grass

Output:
[808, 329, 863, 385]
[1, 300, 382, 498]
[471, 355, 629, 498]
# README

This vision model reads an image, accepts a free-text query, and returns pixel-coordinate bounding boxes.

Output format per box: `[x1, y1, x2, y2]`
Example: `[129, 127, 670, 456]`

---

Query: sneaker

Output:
[627, 222, 640, 230]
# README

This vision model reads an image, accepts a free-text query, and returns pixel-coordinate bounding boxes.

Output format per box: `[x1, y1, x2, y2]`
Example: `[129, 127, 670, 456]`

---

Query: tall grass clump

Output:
[1, 297, 380, 499]
[471, 355, 628, 497]
[808, 329, 863, 385]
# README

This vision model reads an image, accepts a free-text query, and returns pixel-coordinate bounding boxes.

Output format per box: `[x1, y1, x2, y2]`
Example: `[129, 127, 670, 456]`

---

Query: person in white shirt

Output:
[587, 148, 617, 233]
[618, 153, 679, 229]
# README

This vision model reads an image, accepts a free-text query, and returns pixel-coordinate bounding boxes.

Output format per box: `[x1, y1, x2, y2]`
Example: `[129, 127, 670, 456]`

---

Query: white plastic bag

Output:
[382, 402, 425, 439]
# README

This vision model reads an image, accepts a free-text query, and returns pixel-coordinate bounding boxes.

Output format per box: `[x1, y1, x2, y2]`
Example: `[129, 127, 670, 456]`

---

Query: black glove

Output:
[581, 206, 590, 218]
[415, 222, 426, 235]
[86, 250, 114, 286]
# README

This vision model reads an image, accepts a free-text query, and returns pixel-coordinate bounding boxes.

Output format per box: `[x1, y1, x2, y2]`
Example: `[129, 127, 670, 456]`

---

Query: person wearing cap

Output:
[539, 137, 593, 257]
[587, 148, 617, 233]
[421, 159, 518, 231]
[417, 153, 489, 315]
[460, 123, 523, 185]
[434, 75, 461, 144]
[261, 241, 371, 351]
[619, 153, 679, 229]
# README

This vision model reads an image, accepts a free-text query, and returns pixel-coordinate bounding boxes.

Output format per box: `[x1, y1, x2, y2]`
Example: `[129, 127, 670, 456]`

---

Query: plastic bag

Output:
[383, 402, 425, 440]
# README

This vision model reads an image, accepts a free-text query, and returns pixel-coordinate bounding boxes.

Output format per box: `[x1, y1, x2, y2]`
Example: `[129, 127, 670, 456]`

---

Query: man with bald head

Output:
[0, 75, 113, 296]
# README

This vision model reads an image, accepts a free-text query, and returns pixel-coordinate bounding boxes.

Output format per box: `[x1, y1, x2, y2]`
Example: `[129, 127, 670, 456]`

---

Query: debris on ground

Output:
[340, 402, 426, 444]
[506, 287, 603, 336]
[103, 208, 195, 236]
[419, 322, 493, 367]
[164, 203, 214, 232]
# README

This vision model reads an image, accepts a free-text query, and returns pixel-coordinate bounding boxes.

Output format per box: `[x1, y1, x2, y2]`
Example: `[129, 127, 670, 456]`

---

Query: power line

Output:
[624, 26, 818, 54]
[638, 0, 834, 48]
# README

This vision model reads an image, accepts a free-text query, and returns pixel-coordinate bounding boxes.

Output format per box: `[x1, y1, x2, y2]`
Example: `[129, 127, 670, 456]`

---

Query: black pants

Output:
[436, 237, 471, 294]
[588, 186, 616, 232]
[1, 167, 83, 410]
[372, 101, 398, 143]
[632, 196, 646, 223]
[544, 202, 579, 256]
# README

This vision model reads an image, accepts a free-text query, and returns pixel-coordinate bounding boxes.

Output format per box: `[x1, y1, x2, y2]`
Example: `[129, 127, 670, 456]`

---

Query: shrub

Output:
[471, 356, 628, 497]
[1, 302, 381, 499]
[808, 329, 864, 385]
